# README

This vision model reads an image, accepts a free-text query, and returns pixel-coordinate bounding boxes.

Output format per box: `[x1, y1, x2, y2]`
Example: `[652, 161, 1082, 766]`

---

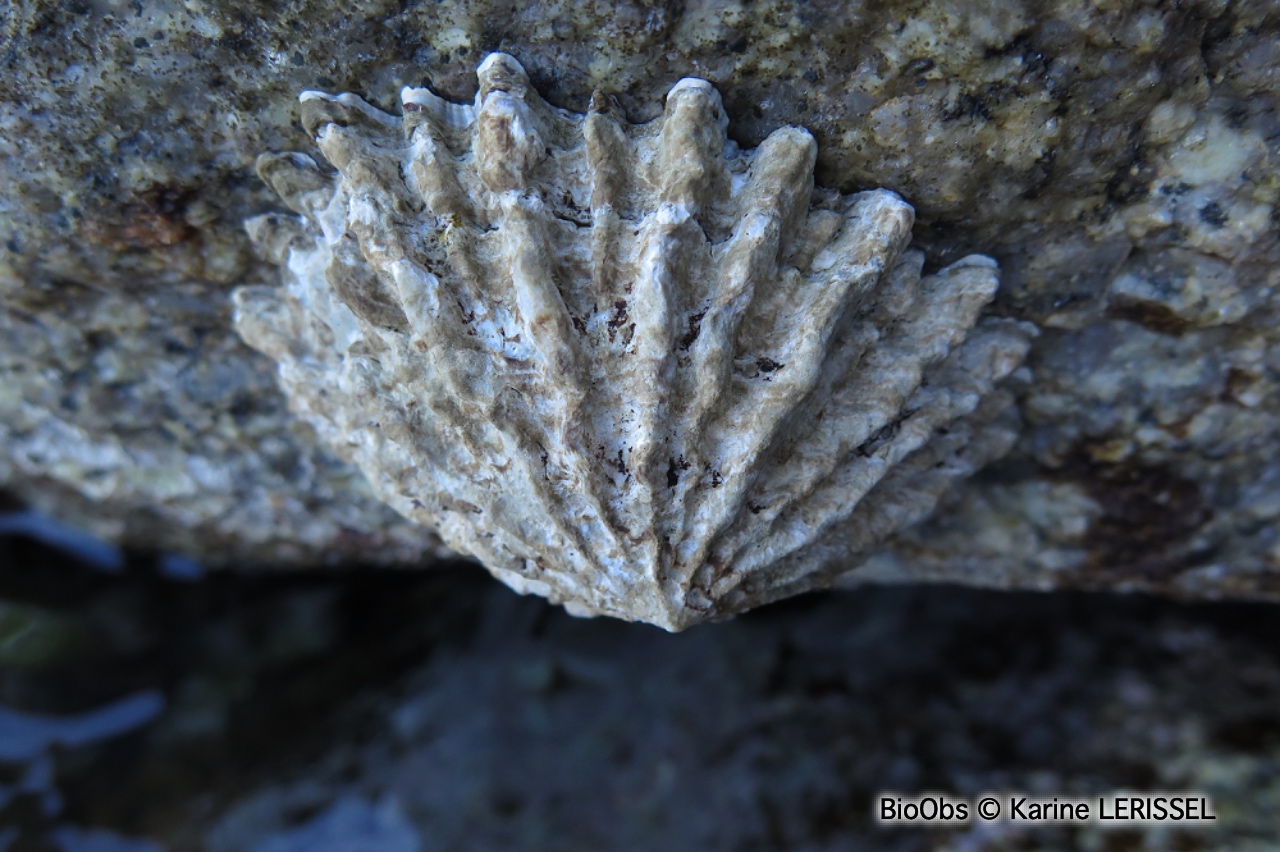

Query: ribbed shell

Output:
[234, 53, 1036, 630]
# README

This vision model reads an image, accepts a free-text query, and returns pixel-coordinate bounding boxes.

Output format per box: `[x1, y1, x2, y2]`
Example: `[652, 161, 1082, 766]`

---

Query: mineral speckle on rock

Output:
[235, 54, 1035, 629]
[2, 1, 1279, 601]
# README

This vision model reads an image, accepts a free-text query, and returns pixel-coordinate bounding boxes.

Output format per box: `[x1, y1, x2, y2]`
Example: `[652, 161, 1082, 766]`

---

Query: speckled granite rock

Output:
[2, 0, 1279, 598]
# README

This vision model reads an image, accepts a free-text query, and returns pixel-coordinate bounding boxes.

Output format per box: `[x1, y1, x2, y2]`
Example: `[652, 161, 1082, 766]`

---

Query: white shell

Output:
[233, 53, 1036, 630]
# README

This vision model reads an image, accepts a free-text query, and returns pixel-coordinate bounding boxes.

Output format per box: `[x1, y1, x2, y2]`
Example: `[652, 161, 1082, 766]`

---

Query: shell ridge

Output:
[481, 396, 633, 607]
[501, 194, 579, 377]
[821, 390, 1021, 576]
[254, 152, 334, 218]
[702, 252, 993, 571]
[659, 208, 762, 454]
[676, 197, 915, 579]
[401, 85, 476, 131]
[721, 392, 1021, 610]
[584, 105, 632, 214]
[668, 201, 781, 464]
[728, 312, 1035, 579]
[406, 126, 478, 226]
[728, 335, 1022, 578]
[497, 195, 643, 579]
[746, 254, 998, 505]
[300, 91, 403, 134]
[325, 235, 410, 332]
[612, 205, 685, 566]
[655, 79, 730, 223]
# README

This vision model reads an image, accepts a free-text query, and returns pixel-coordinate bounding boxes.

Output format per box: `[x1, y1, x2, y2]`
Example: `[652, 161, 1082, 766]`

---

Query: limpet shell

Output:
[234, 53, 1036, 630]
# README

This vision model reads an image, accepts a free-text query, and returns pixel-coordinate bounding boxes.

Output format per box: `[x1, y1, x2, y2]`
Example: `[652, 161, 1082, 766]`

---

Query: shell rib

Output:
[233, 53, 1037, 630]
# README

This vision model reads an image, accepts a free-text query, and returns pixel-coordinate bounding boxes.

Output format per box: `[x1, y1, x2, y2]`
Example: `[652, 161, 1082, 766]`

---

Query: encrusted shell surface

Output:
[233, 53, 1036, 631]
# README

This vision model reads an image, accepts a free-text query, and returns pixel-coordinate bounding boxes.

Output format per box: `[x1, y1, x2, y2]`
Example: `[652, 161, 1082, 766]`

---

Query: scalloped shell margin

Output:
[233, 53, 1037, 631]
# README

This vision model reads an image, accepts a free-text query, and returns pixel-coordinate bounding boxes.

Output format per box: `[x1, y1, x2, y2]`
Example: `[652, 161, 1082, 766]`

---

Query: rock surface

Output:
[2, 0, 1279, 599]
[201, 586, 1280, 851]
[5, 537, 1275, 850]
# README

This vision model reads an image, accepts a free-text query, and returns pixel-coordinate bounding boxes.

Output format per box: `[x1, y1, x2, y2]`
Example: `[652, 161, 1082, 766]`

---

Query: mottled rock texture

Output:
[2, 0, 1279, 600]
